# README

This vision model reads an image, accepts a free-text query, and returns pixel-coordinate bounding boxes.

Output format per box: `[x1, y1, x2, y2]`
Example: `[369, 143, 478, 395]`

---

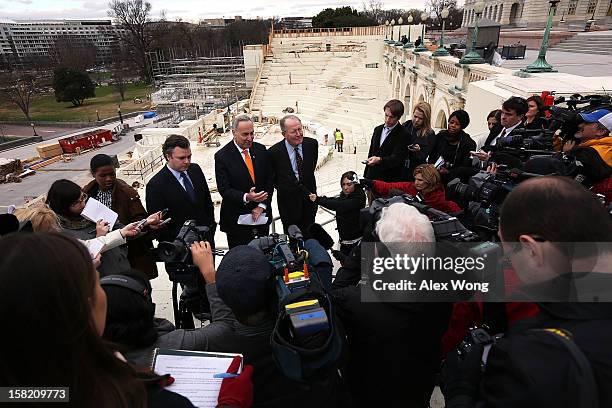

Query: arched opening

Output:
[418, 94, 425, 104]
[404, 81, 412, 121]
[388, 68, 393, 84]
[494, 5, 499, 21]
[393, 76, 400, 99]
[435, 110, 448, 130]
[509, 3, 520, 24]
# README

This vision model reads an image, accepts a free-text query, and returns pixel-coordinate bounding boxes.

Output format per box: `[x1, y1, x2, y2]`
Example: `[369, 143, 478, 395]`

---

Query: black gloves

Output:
[440, 343, 484, 408]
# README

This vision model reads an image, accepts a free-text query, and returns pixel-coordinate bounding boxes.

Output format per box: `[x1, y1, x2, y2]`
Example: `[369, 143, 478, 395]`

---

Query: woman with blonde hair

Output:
[362, 164, 461, 214]
[403, 101, 436, 179]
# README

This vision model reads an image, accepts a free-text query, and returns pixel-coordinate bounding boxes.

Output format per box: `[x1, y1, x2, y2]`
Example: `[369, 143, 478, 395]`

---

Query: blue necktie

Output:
[180, 172, 197, 202]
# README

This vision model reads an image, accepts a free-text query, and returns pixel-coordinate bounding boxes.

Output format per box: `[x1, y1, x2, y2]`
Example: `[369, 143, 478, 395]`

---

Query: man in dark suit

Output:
[364, 99, 409, 183]
[146, 134, 216, 323]
[268, 114, 318, 234]
[215, 115, 273, 248]
[146, 134, 216, 244]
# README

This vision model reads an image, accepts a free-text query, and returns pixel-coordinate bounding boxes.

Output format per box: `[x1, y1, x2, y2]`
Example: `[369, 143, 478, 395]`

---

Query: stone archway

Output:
[404, 80, 412, 118]
[435, 110, 448, 129]
[388, 67, 393, 84]
[509, 3, 520, 24]
[494, 5, 499, 21]
[393, 74, 401, 99]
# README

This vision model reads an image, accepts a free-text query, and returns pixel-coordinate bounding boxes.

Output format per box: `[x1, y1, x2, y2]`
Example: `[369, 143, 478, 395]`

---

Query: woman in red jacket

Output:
[364, 164, 461, 214]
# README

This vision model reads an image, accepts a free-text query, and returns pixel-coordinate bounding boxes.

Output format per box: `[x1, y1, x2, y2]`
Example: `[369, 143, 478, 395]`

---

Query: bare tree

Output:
[108, 0, 153, 83]
[362, 0, 385, 23]
[50, 36, 97, 71]
[425, 0, 458, 26]
[1, 74, 38, 120]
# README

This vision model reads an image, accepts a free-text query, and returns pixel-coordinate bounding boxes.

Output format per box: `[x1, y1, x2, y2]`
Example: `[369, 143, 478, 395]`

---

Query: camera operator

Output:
[332, 203, 452, 408]
[441, 176, 612, 408]
[562, 109, 612, 184]
[211, 243, 348, 408]
[101, 242, 235, 367]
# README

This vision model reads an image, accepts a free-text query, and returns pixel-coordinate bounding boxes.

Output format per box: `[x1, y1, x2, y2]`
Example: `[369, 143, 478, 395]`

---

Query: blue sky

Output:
[0, 0, 464, 22]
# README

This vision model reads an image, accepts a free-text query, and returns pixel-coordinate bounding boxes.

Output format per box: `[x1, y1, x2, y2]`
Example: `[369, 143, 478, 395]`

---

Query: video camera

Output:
[548, 93, 612, 141]
[157, 220, 212, 285]
[250, 226, 344, 383]
[447, 166, 541, 233]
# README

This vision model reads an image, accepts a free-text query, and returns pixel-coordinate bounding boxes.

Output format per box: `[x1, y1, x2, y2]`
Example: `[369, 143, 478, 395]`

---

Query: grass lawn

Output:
[0, 83, 154, 122]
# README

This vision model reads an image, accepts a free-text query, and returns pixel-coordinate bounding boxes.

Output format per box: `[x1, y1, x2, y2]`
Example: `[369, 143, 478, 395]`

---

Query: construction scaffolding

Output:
[149, 50, 249, 121]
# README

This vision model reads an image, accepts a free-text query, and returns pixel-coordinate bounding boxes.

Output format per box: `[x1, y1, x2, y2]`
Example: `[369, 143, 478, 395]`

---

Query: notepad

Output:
[81, 197, 118, 229]
[152, 349, 242, 408]
[237, 213, 268, 226]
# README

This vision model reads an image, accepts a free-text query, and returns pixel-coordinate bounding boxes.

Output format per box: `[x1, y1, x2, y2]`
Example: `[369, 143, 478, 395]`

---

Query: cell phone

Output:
[160, 208, 169, 218]
[361, 160, 368, 164]
[135, 218, 148, 229]
[159, 218, 172, 226]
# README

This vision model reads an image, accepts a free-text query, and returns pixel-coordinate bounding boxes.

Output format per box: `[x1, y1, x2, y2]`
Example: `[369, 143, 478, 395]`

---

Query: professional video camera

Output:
[360, 193, 480, 243]
[457, 325, 503, 366]
[155, 220, 223, 329]
[250, 226, 344, 383]
[548, 93, 612, 141]
[447, 166, 541, 234]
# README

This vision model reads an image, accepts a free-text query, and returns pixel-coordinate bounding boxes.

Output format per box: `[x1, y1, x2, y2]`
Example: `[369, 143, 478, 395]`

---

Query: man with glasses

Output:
[441, 176, 612, 407]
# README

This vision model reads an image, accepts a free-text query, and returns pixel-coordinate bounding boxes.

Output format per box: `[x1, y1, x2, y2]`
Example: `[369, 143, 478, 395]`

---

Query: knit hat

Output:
[216, 245, 273, 316]
[449, 110, 470, 129]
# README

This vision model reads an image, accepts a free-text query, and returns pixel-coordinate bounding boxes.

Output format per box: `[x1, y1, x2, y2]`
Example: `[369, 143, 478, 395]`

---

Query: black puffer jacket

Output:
[315, 188, 366, 242]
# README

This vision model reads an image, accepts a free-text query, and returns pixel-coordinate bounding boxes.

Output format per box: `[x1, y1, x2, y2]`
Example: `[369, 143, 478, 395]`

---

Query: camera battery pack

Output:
[288, 307, 329, 338]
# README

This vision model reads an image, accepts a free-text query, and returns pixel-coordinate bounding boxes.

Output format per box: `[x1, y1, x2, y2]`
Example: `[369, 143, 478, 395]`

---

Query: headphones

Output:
[100, 274, 151, 301]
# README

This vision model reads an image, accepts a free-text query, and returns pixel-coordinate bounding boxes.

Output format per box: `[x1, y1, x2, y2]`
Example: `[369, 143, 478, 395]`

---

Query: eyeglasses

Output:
[71, 192, 88, 207]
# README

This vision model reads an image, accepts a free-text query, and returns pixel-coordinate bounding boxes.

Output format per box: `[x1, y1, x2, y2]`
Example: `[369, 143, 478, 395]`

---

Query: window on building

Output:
[607, 0, 612, 15]
[587, 0, 598, 14]
[568, 0, 578, 15]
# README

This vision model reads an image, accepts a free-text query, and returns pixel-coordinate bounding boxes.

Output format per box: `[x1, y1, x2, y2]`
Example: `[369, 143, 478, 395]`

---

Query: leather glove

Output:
[217, 356, 254, 408]
[440, 343, 484, 408]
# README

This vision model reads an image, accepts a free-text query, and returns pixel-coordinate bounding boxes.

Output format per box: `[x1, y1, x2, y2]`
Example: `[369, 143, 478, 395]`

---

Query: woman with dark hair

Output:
[46, 179, 161, 277]
[309, 171, 367, 256]
[363, 164, 460, 214]
[0, 233, 194, 407]
[487, 109, 502, 133]
[524, 95, 549, 131]
[428, 110, 477, 182]
[84, 154, 159, 279]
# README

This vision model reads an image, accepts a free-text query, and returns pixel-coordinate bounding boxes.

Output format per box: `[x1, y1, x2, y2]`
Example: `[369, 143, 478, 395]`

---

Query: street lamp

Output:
[414, 12, 429, 52]
[390, 19, 396, 42]
[404, 14, 414, 49]
[459, 1, 486, 64]
[397, 16, 403, 43]
[30, 122, 38, 137]
[385, 20, 390, 41]
[433, 7, 450, 57]
[522, 0, 559, 73]
[117, 106, 123, 124]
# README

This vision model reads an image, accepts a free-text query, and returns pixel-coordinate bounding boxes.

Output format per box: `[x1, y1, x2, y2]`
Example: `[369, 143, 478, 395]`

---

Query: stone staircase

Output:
[551, 31, 612, 55]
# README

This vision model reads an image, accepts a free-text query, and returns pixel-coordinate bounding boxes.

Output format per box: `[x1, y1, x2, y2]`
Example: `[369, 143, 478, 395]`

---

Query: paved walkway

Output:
[500, 49, 612, 77]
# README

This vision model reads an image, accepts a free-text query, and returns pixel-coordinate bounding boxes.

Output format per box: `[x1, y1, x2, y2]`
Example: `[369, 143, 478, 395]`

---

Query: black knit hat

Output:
[90, 154, 113, 173]
[216, 245, 272, 316]
[449, 110, 470, 129]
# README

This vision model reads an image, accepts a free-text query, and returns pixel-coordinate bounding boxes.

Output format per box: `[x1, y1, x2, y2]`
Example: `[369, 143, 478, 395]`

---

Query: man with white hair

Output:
[332, 202, 451, 408]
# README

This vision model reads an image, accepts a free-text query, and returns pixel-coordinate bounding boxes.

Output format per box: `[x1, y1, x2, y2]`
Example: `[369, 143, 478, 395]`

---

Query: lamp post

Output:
[414, 12, 429, 52]
[30, 122, 38, 137]
[433, 7, 450, 57]
[117, 106, 123, 124]
[96, 110, 100, 121]
[459, 1, 485, 64]
[404, 14, 414, 49]
[397, 16, 403, 43]
[390, 19, 395, 42]
[385, 20, 390, 41]
[522, 0, 559, 73]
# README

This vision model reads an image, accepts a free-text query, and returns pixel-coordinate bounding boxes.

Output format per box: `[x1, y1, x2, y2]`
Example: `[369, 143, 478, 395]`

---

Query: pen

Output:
[213, 373, 239, 379]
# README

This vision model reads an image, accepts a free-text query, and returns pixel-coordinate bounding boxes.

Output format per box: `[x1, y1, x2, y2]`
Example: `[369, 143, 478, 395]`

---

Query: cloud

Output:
[16, 0, 33, 4]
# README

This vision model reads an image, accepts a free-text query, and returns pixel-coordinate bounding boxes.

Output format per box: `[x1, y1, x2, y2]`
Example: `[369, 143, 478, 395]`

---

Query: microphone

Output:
[287, 225, 304, 243]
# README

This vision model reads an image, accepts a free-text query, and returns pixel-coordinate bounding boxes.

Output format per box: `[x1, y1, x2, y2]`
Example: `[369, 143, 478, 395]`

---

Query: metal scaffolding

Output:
[148, 50, 249, 120]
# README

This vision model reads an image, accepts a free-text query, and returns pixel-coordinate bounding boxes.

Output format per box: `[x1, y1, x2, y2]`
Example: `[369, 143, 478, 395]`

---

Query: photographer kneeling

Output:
[441, 176, 612, 407]
[101, 242, 235, 367]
